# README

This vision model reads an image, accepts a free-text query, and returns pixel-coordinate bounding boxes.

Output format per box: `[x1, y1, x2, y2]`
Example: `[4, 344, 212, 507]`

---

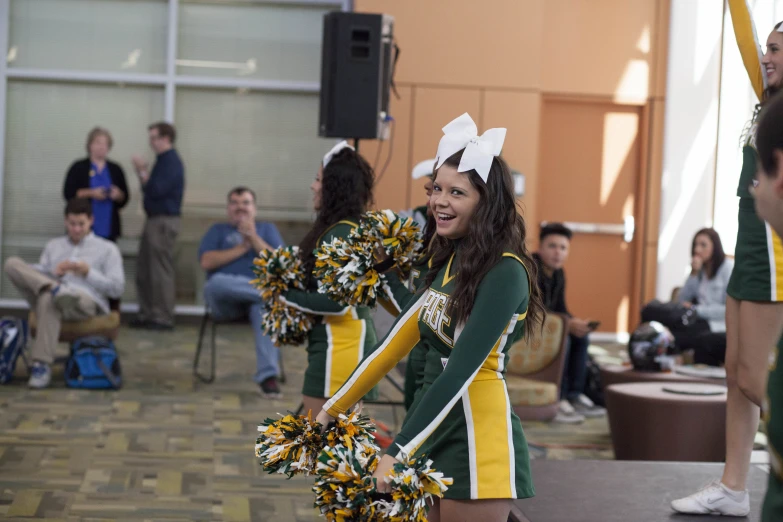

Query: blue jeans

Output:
[560, 333, 590, 401]
[203, 273, 279, 383]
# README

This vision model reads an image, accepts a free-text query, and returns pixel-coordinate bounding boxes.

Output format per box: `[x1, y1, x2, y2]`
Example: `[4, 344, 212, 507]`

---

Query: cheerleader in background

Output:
[280, 141, 379, 416]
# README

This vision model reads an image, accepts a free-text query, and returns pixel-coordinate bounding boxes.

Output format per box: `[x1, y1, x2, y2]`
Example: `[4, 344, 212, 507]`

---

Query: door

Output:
[537, 98, 645, 334]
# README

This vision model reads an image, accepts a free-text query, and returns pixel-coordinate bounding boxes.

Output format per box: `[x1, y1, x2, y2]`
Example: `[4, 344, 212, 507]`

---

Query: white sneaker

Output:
[570, 394, 606, 418]
[28, 361, 51, 389]
[670, 481, 750, 516]
[552, 399, 585, 424]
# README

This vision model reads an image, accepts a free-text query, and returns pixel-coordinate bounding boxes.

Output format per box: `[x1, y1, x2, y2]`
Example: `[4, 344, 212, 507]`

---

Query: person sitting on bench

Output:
[3, 198, 125, 389]
[198, 186, 284, 397]
[674, 228, 733, 366]
[533, 223, 605, 424]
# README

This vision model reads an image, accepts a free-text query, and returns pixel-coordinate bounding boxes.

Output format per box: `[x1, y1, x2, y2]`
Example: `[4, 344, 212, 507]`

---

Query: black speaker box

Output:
[319, 12, 394, 140]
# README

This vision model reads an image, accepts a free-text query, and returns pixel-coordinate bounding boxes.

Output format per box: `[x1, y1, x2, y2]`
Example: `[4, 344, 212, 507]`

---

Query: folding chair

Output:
[193, 307, 286, 384]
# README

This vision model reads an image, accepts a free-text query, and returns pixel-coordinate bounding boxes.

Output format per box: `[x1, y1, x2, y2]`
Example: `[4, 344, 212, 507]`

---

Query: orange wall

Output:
[356, 0, 669, 305]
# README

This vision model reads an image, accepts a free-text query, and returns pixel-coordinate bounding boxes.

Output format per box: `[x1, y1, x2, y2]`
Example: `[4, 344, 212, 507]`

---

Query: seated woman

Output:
[676, 227, 734, 365]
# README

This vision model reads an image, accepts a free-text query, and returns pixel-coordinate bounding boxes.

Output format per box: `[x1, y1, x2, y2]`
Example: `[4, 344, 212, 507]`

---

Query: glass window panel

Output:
[178, 1, 339, 82]
[175, 87, 332, 217]
[8, 0, 168, 73]
[1, 80, 164, 300]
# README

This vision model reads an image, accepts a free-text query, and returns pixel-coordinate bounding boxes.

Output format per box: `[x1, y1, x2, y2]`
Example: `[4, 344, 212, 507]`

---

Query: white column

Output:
[656, 0, 724, 300]
[165, 0, 179, 122]
[0, 0, 10, 293]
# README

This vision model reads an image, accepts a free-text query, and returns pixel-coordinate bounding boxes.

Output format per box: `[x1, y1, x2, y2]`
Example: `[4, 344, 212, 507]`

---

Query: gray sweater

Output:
[677, 259, 734, 332]
[34, 232, 125, 314]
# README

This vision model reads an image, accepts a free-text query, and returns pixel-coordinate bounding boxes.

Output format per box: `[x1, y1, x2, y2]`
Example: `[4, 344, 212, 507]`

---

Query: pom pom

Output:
[314, 210, 422, 308]
[251, 246, 306, 300]
[250, 246, 313, 346]
[361, 210, 423, 276]
[255, 412, 323, 478]
[261, 300, 313, 347]
[377, 449, 454, 522]
[314, 236, 381, 307]
[313, 444, 380, 522]
[325, 410, 380, 456]
[255, 410, 378, 479]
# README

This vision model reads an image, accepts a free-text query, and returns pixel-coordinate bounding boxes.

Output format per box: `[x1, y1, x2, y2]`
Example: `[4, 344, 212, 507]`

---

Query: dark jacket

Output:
[143, 149, 185, 217]
[532, 252, 570, 316]
[63, 158, 130, 241]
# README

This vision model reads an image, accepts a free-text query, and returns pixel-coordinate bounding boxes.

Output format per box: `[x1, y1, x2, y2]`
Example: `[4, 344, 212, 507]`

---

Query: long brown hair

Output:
[691, 227, 726, 280]
[299, 148, 375, 280]
[424, 150, 545, 337]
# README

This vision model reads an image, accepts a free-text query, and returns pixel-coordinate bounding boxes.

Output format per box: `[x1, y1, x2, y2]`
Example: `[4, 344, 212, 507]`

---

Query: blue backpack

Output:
[0, 317, 28, 384]
[66, 336, 122, 390]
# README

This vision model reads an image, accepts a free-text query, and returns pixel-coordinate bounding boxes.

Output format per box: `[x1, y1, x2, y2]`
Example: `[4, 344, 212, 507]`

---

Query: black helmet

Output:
[628, 321, 676, 371]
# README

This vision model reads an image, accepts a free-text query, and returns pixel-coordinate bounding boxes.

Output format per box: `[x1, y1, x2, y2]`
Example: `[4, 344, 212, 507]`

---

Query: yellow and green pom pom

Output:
[313, 443, 380, 522]
[314, 236, 381, 307]
[255, 412, 323, 478]
[375, 451, 454, 522]
[255, 410, 379, 482]
[250, 246, 313, 347]
[313, 210, 423, 308]
[261, 300, 313, 347]
[251, 246, 306, 301]
[361, 210, 423, 276]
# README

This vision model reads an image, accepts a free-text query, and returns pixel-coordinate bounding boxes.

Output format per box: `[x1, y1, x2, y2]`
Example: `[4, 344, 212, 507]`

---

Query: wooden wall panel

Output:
[355, 0, 544, 90]
[482, 91, 542, 233]
[360, 86, 413, 212]
[541, 0, 659, 100]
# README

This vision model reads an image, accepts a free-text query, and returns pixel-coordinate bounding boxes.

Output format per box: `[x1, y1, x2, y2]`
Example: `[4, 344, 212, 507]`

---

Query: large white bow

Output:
[434, 113, 506, 183]
[322, 140, 354, 167]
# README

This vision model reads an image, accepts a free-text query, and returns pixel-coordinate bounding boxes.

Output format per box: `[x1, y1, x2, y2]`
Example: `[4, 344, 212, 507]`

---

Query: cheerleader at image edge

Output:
[743, 90, 783, 522]
[672, 1, 783, 516]
[317, 113, 546, 522]
[279, 141, 380, 417]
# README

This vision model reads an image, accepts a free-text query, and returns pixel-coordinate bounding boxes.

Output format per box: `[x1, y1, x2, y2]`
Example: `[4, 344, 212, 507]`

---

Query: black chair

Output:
[193, 307, 286, 384]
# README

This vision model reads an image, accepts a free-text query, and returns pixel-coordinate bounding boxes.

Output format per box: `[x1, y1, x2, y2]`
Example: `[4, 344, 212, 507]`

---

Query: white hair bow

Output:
[411, 158, 436, 180]
[434, 113, 506, 183]
[322, 140, 355, 167]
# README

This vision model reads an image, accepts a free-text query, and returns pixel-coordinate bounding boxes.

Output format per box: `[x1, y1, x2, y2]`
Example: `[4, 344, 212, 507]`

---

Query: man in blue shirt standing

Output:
[130, 122, 185, 330]
[199, 187, 285, 397]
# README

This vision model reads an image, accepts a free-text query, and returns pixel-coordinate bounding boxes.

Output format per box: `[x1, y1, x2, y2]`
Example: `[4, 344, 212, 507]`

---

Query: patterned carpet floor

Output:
[0, 322, 613, 521]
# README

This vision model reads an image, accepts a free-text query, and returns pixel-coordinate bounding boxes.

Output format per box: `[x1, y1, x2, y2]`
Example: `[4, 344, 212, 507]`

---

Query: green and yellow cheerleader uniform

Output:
[381, 254, 431, 410]
[763, 339, 783, 521]
[281, 220, 379, 400]
[325, 249, 534, 500]
[726, 0, 783, 302]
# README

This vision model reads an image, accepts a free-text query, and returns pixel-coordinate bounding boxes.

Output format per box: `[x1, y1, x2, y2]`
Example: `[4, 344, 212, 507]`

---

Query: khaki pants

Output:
[136, 215, 179, 326]
[4, 256, 99, 364]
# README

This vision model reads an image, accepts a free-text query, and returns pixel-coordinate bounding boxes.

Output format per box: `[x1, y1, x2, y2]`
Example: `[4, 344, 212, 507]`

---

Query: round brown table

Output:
[605, 382, 727, 462]
[600, 364, 726, 388]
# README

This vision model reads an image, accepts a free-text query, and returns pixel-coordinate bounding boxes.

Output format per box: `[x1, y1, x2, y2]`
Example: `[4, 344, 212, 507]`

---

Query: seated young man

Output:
[4, 198, 125, 388]
[199, 187, 284, 398]
[533, 223, 605, 423]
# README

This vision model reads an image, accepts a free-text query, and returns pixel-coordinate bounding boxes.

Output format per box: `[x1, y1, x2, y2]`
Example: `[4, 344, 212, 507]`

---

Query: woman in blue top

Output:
[63, 127, 129, 242]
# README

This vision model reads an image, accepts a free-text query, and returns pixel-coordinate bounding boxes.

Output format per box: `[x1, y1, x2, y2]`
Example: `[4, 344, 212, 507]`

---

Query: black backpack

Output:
[583, 354, 605, 407]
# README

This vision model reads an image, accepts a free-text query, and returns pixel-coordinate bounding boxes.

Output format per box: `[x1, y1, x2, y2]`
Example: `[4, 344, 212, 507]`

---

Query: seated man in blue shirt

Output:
[198, 187, 284, 397]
